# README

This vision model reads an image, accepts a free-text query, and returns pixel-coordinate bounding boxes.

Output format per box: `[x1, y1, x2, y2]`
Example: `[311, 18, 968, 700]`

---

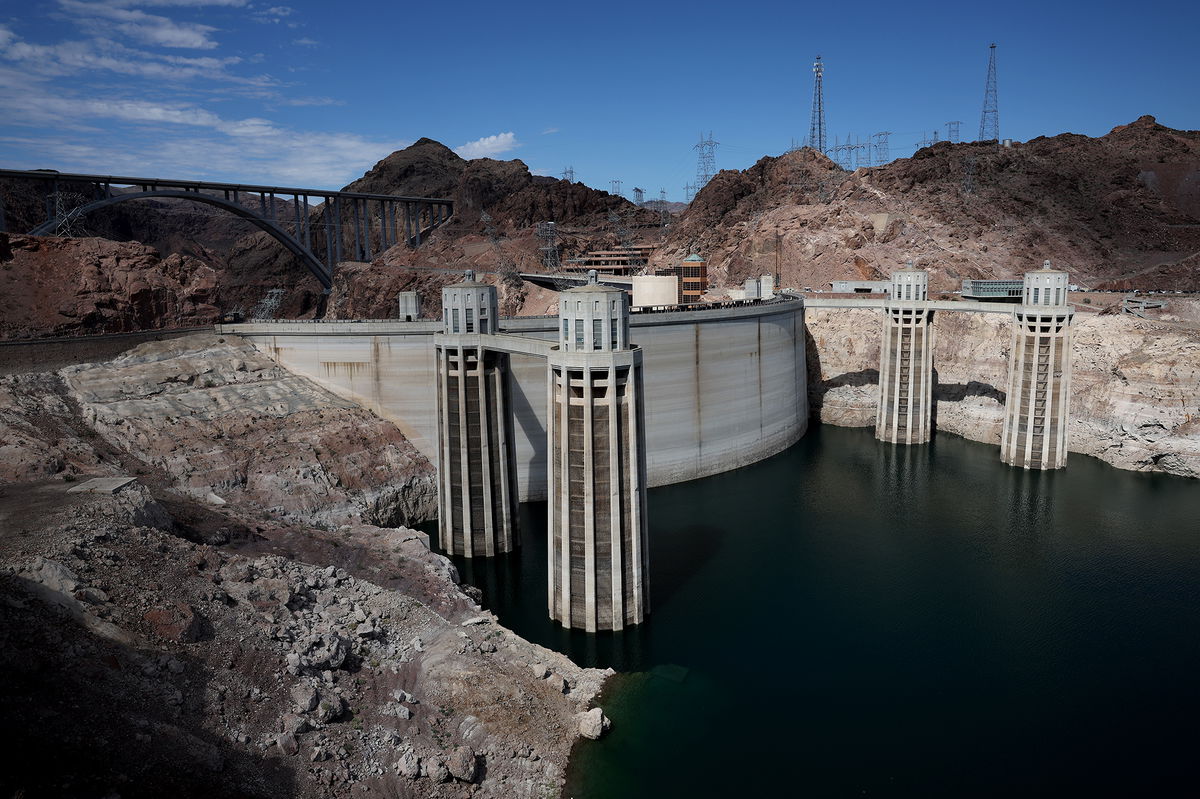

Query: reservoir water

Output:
[445, 425, 1199, 797]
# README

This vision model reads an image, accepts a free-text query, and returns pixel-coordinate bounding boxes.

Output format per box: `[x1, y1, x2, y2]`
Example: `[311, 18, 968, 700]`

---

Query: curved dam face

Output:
[222, 298, 808, 500]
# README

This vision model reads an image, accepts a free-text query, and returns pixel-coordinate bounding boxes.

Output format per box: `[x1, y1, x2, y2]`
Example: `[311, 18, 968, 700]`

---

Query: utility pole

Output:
[978, 43, 999, 142]
[809, 55, 827, 155]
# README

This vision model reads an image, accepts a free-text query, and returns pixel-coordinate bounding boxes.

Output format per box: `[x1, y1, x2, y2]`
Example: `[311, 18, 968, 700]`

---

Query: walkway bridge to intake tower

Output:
[0, 168, 454, 292]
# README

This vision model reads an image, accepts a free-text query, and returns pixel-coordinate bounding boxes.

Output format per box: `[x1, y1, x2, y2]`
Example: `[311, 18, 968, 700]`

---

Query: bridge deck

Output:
[0, 168, 453, 204]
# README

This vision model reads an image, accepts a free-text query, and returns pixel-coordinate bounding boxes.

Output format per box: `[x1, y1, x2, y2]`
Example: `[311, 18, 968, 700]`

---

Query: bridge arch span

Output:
[30, 189, 333, 291]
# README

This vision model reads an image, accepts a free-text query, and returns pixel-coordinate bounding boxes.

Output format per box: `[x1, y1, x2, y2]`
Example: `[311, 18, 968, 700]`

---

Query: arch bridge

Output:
[0, 168, 454, 292]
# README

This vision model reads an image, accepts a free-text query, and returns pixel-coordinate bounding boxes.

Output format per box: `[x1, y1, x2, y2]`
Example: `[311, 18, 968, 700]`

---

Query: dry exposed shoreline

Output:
[0, 335, 611, 798]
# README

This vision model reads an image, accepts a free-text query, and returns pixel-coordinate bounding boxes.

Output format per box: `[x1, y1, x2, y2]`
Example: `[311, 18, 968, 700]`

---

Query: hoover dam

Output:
[221, 294, 810, 500]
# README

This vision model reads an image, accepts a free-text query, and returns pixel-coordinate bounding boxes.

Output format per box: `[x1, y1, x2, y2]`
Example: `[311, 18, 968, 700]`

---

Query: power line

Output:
[561, 165, 575, 182]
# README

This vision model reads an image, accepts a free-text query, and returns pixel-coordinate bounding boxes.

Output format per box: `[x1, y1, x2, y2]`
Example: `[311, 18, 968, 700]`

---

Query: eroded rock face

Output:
[805, 306, 1200, 478]
[57, 333, 436, 528]
[655, 116, 1200, 295]
[0, 233, 220, 339]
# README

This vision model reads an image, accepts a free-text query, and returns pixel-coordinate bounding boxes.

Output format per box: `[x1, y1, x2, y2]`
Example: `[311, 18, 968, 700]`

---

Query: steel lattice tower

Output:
[809, 55, 827, 155]
[610, 179, 623, 197]
[694, 132, 718, 189]
[978, 44, 999, 142]
[873, 131, 891, 166]
[632, 187, 645, 205]
[946, 121, 962, 143]
[536, 221, 560, 271]
[561, 166, 575, 182]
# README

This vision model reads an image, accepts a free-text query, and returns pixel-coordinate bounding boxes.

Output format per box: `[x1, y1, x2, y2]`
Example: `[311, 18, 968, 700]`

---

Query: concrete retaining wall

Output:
[222, 299, 808, 500]
[0, 327, 211, 376]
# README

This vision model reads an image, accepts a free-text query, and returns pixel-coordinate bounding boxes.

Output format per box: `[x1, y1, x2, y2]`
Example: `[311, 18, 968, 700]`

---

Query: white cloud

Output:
[0, 32, 265, 85]
[292, 37, 318, 46]
[0, 86, 405, 187]
[0, 26, 15, 49]
[109, 1, 248, 7]
[541, 127, 559, 135]
[253, 5, 294, 23]
[57, 0, 221, 49]
[454, 132, 519, 159]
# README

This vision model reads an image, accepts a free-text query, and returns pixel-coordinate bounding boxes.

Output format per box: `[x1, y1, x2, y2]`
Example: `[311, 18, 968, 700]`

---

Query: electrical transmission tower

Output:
[694, 132, 718, 189]
[915, 131, 934, 150]
[962, 156, 977, 195]
[853, 137, 873, 169]
[632, 187, 645, 205]
[536, 221, 560, 271]
[657, 188, 670, 227]
[251, 289, 286, 320]
[683, 182, 696, 203]
[978, 43, 999, 142]
[51, 191, 90, 237]
[561, 165, 575, 182]
[809, 55, 827, 155]
[610, 179, 623, 197]
[872, 132, 891, 166]
[945, 121, 962, 143]
[481, 211, 519, 286]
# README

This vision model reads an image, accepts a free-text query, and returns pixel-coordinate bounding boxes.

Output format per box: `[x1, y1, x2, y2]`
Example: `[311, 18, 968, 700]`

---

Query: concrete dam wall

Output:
[221, 298, 808, 501]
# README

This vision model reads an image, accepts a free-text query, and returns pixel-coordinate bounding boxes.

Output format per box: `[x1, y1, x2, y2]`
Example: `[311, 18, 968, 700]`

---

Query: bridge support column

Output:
[876, 265, 934, 445]
[548, 272, 648, 632]
[434, 272, 517, 557]
[1001, 262, 1074, 469]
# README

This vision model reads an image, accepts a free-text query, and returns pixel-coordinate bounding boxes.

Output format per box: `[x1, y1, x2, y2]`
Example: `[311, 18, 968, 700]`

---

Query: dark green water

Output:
[445, 426, 1200, 797]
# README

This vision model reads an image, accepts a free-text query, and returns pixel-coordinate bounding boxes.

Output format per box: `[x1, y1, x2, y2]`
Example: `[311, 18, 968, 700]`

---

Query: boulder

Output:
[578, 707, 611, 740]
[313, 693, 345, 724]
[422, 756, 449, 783]
[395, 749, 420, 779]
[290, 683, 318, 713]
[142, 602, 203, 643]
[447, 745, 477, 782]
[300, 632, 349, 671]
[275, 732, 299, 756]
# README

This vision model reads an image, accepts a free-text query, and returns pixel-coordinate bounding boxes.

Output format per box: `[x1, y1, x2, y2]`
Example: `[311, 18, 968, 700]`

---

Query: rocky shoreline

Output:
[806, 304, 1200, 478]
[0, 336, 612, 798]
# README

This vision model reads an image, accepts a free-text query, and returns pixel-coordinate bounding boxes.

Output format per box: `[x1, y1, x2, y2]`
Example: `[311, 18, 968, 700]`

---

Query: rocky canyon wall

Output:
[806, 306, 1200, 478]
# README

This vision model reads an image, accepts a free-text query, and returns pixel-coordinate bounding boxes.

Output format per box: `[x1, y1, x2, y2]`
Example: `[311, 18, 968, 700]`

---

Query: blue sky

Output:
[1, 0, 1197, 200]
